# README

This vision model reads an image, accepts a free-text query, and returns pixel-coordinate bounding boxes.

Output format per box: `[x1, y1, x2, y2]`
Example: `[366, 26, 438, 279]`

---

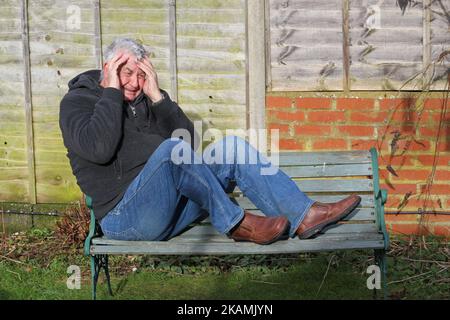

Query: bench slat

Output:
[184, 222, 377, 236]
[234, 179, 374, 194]
[92, 232, 384, 246]
[294, 179, 374, 193]
[202, 207, 375, 223]
[277, 150, 372, 166]
[93, 222, 379, 248]
[91, 237, 384, 255]
[235, 194, 375, 209]
[279, 163, 372, 178]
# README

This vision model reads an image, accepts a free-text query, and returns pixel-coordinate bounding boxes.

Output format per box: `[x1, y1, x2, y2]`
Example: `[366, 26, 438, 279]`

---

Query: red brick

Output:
[417, 155, 450, 166]
[308, 111, 345, 122]
[378, 126, 416, 140]
[424, 98, 449, 110]
[436, 140, 450, 152]
[295, 125, 331, 136]
[295, 97, 331, 109]
[337, 125, 375, 137]
[421, 214, 450, 223]
[380, 98, 416, 111]
[419, 127, 439, 137]
[279, 139, 303, 150]
[389, 169, 431, 181]
[384, 155, 415, 166]
[385, 214, 419, 223]
[389, 110, 428, 122]
[385, 183, 417, 193]
[336, 98, 374, 110]
[388, 223, 432, 236]
[434, 226, 450, 237]
[268, 123, 289, 134]
[266, 96, 292, 108]
[350, 139, 378, 150]
[420, 184, 450, 195]
[270, 110, 305, 121]
[435, 170, 450, 181]
[350, 111, 388, 123]
[312, 139, 347, 150]
[399, 198, 443, 211]
[394, 139, 431, 152]
[432, 113, 450, 122]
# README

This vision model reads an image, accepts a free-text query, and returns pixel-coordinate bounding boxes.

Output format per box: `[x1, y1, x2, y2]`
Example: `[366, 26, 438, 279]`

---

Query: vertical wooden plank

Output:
[422, 0, 432, 89]
[430, 0, 450, 90]
[94, 0, 103, 69]
[342, 0, 350, 92]
[20, 0, 36, 204]
[264, 0, 272, 92]
[247, 0, 266, 131]
[169, 0, 178, 102]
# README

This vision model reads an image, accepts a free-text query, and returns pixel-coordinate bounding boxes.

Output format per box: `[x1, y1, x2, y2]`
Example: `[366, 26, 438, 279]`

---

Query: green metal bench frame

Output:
[84, 148, 389, 299]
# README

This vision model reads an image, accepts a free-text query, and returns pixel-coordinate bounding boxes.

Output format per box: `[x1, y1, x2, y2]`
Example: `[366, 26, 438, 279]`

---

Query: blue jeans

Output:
[100, 136, 314, 240]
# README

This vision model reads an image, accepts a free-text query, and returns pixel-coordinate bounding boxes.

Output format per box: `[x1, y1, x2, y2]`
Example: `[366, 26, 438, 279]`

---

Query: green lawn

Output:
[1, 229, 449, 300]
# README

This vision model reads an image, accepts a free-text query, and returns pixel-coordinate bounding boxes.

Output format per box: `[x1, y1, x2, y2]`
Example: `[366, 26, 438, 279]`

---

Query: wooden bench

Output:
[84, 148, 389, 299]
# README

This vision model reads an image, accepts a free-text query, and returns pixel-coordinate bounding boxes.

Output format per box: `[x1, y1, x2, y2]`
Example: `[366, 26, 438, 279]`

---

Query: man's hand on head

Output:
[136, 57, 163, 103]
[103, 52, 131, 90]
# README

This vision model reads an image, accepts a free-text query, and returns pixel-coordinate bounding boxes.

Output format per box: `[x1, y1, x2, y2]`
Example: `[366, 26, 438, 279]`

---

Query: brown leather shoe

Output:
[296, 194, 361, 239]
[229, 211, 290, 245]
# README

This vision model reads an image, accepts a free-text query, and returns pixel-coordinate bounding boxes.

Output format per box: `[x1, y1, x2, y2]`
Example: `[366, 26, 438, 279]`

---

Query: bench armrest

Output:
[370, 148, 390, 250]
[83, 195, 97, 256]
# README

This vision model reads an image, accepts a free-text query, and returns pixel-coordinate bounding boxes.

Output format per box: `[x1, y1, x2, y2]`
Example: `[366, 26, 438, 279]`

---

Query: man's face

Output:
[117, 54, 146, 101]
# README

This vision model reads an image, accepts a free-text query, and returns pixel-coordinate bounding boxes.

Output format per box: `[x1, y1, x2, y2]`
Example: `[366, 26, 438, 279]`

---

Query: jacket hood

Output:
[68, 69, 102, 93]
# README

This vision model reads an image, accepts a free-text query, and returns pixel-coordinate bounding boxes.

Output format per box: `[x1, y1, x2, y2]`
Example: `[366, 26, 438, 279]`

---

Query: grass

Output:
[1, 228, 449, 300]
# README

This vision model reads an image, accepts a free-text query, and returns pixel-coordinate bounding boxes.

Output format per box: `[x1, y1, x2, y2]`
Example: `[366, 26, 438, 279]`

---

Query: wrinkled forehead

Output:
[117, 53, 145, 75]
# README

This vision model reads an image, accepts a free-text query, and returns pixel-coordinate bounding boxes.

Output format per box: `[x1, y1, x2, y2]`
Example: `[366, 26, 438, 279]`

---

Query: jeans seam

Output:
[235, 174, 278, 214]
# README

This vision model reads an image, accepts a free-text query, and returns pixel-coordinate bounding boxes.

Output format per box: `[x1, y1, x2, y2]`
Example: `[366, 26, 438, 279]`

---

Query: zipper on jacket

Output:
[129, 103, 137, 118]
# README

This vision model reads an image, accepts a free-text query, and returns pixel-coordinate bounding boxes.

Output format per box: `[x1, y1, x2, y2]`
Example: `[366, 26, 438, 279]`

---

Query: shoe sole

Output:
[298, 198, 361, 240]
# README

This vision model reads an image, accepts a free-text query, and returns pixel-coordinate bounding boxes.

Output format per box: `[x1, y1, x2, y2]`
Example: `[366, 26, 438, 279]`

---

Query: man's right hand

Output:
[103, 52, 130, 89]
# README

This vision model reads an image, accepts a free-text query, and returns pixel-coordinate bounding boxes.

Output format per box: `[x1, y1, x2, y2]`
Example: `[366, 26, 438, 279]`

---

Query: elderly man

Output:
[59, 38, 360, 245]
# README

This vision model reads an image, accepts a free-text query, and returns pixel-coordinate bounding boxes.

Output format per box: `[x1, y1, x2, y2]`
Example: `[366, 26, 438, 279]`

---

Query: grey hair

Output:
[99, 38, 149, 81]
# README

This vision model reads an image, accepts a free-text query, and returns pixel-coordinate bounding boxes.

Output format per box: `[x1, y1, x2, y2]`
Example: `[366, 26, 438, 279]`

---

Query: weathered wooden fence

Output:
[0, 0, 448, 211]
[268, 0, 449, 91]
[0, 0, 250, 206]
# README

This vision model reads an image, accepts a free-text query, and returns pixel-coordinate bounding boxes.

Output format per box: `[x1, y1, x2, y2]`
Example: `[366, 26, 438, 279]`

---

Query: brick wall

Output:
[266, 93, 450, 237]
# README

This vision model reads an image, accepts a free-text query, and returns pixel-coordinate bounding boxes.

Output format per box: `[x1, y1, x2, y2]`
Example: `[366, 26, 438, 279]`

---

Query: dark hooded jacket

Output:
[59, 70, 196, 220]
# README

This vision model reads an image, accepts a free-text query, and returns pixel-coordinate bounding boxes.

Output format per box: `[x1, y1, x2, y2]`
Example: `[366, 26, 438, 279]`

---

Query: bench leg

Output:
[90, 254, 114, 300]
[374, 249, 388, 300]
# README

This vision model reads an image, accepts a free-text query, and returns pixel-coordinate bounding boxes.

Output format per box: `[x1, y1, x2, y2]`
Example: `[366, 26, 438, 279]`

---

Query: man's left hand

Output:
[137, 57, 163, 103]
